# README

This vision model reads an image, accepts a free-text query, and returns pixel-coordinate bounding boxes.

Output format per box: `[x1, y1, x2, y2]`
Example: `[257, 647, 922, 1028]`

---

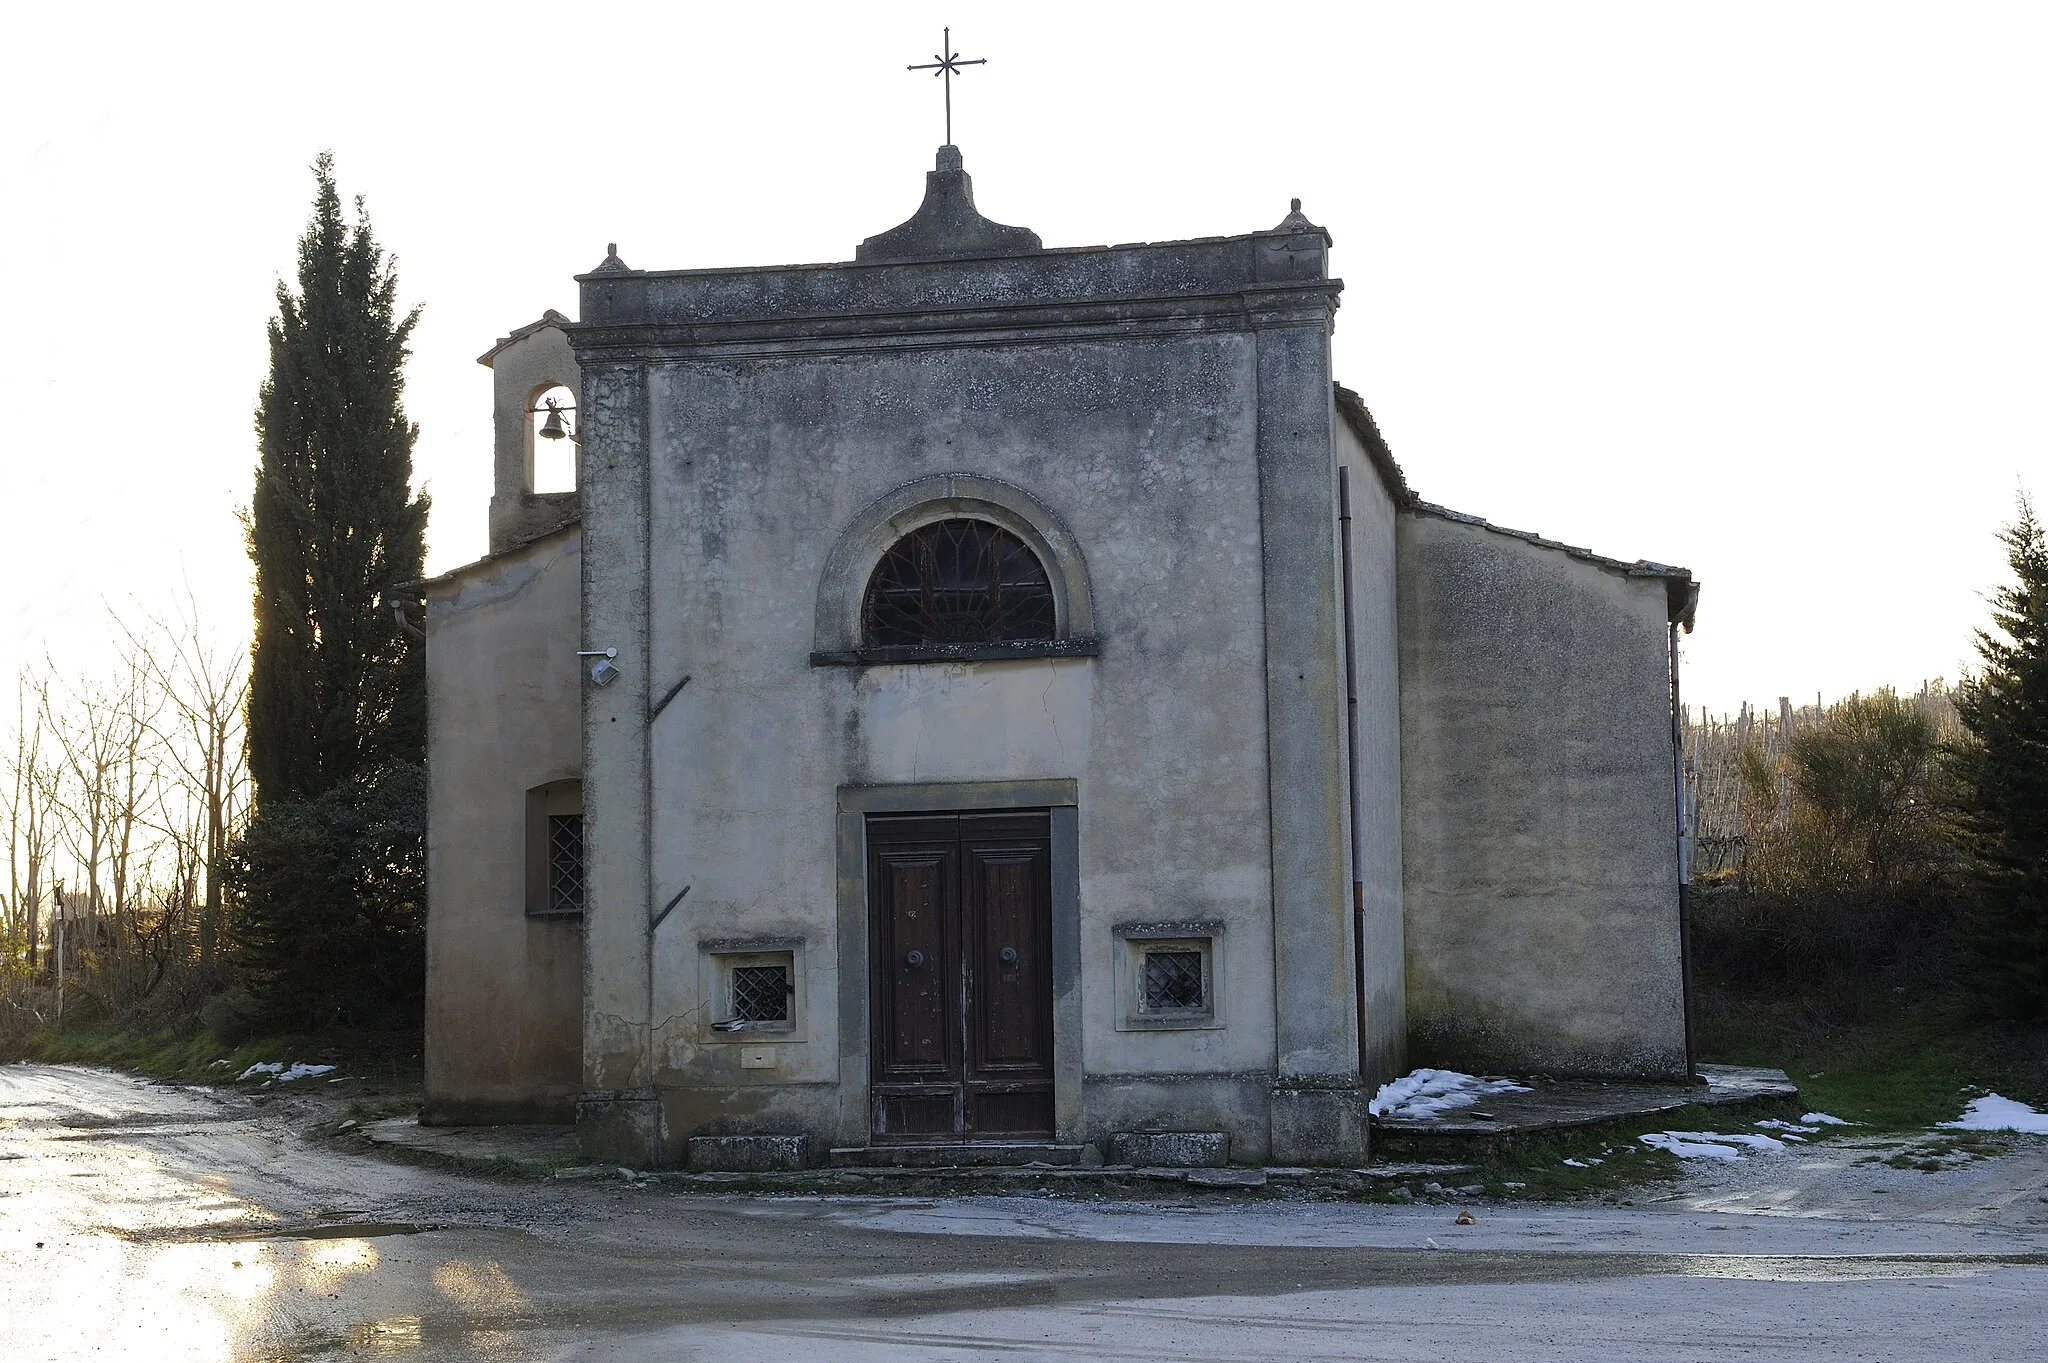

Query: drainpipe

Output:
[1669, 612, 1698, 1082]
[1337, 469, 1368, 1083]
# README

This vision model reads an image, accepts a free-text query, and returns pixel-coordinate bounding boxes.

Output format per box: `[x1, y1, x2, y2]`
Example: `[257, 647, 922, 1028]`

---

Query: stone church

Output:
[416, 146, 1701, 1169]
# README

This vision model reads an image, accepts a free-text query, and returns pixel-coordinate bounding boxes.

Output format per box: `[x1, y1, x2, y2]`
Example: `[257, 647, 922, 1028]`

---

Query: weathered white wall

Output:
[637, 333, 1284, 1150]
[422, 526, 584, 1122]
[1396, 513, 1687, 1078]
[1332, 414, 1406, 1090]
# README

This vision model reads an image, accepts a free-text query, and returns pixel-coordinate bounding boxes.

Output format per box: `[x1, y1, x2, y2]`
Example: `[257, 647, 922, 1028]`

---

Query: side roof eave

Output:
[1333, 383, 1698, 630]
[410, 519, 582, 595]
[1407, 499, 1699, 629]
[477, 309, 573, 368]
[1332, 383, 1416, 510]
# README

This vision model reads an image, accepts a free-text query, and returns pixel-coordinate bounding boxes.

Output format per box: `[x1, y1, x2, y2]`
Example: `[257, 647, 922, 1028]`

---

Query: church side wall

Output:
[1395, 514, 1686, 1079]
[422, 530, 584, 1123]
[635, 332, 1285, 1161]
[1331, 419, 1406, 1090]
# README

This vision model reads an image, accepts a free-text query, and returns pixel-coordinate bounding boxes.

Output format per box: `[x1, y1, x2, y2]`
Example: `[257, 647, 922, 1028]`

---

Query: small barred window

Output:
[1141, 949, 1205, 1012]
[547, 814, 584, 914]
[730, 964, 792, 1024]
[861, 519, 1056, 648]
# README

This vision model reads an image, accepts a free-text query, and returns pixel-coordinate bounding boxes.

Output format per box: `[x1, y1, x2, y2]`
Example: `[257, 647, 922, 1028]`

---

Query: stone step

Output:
[1371, 1064, 1799, 1160]
[827, 1142, 1091, 1169]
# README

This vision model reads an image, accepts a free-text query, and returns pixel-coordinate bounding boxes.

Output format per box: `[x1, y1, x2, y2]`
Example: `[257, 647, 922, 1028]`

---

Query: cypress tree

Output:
[1950, 495, 2048, 1018]
[248, 153, 427, 806]
[231, 156, 429, 1028]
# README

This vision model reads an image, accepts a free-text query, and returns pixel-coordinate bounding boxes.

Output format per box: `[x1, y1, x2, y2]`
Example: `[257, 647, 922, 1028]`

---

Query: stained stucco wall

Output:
[422, 528, 584, 1122]
[1396, 512, 1686, 1079]
[1331, 416, 1405, 1090]
[637, 333, 1284, 1156]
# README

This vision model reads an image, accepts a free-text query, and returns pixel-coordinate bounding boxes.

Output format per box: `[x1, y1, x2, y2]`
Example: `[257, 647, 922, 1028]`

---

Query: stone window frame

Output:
[811, 473, 1099, 667]
[1112, 920, 1224, 1032]
[698, 937, 805, 1041]
[524, 779, 584, 918]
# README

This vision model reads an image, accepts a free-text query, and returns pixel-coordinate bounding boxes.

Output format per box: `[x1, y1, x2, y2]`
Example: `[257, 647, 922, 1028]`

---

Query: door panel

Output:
[868, 811, 1053, 1142]
[869, 824, 957, 1089]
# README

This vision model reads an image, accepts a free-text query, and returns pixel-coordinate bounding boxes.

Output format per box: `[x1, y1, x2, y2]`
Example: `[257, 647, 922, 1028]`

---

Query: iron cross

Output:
[908, 27, 985, 147]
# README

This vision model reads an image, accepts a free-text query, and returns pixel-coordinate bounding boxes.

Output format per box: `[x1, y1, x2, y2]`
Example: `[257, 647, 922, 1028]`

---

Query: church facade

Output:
[417, 148, 1700, 1169]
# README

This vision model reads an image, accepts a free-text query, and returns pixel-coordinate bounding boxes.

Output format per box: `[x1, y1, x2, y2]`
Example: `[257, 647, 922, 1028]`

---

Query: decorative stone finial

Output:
[856, 146, 1042, 263]
[1271, 198, 1332, 246]
[592, 242, 633, 275]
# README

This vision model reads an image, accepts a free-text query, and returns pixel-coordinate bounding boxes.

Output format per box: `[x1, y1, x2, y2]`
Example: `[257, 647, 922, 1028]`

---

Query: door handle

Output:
[999, 946, 1019, 967]
[904, 949, 926, 969]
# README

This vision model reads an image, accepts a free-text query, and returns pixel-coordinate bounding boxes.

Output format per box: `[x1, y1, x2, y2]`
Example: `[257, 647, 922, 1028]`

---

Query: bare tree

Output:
[129, 594, 249, 970]
[4, 676, 56, 974]
[1, 594, 250, 1029]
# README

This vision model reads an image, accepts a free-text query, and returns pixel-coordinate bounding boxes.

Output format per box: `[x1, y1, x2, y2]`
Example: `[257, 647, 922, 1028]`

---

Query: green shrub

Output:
[224, 763, 425, 1031]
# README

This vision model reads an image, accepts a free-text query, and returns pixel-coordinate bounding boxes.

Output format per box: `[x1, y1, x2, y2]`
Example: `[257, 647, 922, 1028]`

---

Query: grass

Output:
[1458, 1133, 1685, 1202]
[1694, 985, 2047, 1132]
[9, 1020, 423, 1092]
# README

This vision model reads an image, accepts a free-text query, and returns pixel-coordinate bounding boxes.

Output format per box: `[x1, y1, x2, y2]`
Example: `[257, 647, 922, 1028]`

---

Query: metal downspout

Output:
[1670, 619, 1698, 1080]
[1337, 468, 1368, 1082]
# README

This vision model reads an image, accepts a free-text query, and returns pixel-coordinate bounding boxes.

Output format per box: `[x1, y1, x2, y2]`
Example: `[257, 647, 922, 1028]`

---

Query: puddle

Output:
[51, 1122, 259, 1142]
[113, 1219, 444, 1244]
[1652, 1251, 2048, 1282]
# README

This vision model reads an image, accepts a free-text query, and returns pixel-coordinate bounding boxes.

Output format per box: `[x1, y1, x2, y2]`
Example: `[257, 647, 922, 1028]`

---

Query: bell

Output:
[538, 399, 570, 441]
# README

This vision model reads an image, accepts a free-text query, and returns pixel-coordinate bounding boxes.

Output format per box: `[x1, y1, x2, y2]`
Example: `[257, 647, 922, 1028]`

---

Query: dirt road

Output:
[3, 1064, 2045, 1361]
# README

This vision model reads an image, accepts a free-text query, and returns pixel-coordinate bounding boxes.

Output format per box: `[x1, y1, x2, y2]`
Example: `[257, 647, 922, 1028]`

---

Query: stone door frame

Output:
[835, 779, 1081, 1147]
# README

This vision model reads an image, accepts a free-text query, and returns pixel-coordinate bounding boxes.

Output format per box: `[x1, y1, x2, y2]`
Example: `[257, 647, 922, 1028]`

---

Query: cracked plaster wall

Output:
[638, 332, 1280, 1119]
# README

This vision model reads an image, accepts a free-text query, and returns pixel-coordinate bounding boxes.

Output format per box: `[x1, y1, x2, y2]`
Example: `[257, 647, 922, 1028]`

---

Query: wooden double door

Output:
[867, 811, 1055, 1142]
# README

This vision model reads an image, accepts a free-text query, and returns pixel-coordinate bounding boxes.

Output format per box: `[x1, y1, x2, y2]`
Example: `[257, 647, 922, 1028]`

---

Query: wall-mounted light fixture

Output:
[578, 647, 619, 687]
[536, 396, 580, 444]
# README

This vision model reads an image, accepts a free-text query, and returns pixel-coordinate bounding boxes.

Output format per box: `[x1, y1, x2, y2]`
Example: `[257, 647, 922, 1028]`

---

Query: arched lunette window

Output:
[861, 519, 1056, 648]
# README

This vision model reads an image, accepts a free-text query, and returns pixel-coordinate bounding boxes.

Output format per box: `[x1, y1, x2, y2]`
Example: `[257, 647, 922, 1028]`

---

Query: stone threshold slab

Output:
[353, 1118, 1476, 1193]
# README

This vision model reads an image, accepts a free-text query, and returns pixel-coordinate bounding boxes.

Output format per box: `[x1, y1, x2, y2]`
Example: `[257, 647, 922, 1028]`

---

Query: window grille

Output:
[1141, 949, 1205, 1012]
[730, 964, 792, 1024]
[861, 519, 1056, 647]
[547, 814, 584, 914]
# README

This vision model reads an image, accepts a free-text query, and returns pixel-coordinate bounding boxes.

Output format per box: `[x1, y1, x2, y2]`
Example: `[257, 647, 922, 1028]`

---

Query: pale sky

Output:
[3, 2, 2040, 715]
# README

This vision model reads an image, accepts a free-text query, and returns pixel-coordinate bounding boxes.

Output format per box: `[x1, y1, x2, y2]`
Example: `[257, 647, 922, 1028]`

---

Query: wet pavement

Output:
[3, 1064, 2046, 1361]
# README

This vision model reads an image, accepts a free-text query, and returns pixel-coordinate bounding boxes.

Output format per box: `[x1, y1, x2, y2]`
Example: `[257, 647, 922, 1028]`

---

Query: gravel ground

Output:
[3, 1063, 2045, 1362]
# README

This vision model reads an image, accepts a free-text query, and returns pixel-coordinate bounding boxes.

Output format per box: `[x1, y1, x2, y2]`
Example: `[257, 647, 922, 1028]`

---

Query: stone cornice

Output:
[571, 226, 1340, 362]
[568, 282, 1339, 363]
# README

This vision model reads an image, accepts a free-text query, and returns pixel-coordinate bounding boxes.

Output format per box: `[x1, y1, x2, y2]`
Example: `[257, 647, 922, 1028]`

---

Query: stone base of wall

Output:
[1109, 1131, 1229, 1167]
[1268, 1081, 1369, 1166]
[577, 1088, 663, 1167]
[421, 1094, 578, 1127]
[688, 1134, 811, 1172]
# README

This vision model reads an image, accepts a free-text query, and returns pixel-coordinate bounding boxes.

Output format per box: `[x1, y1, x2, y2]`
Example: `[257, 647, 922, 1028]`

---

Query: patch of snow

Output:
[1640, 1129, 1788, 1161]
[1561, 1157, 1603, 1168]
[1755, 1119, 1820, 1134]
[1683, 1130, 1787, 1153]
[1639, 1132, 1745, 1161]
[236, 1061, 336, 1083]
[1369, 1068, 1533, 1119]
[1939, 1094, 2048, 1135]
[1801, 1112, 1851, 1126]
